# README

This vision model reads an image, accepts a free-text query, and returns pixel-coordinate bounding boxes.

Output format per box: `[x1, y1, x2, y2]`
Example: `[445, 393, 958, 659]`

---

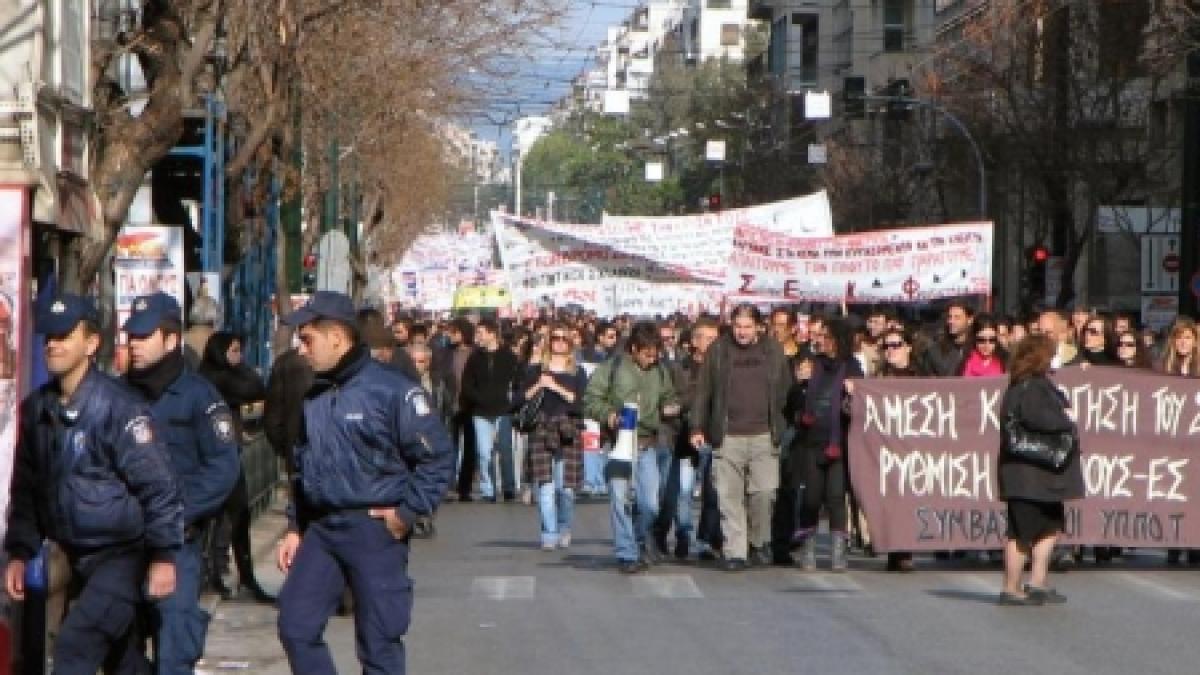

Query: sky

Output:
[471, 1, 634, 157]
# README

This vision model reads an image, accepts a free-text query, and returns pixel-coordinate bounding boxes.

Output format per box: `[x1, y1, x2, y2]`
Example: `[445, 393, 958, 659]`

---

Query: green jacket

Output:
[583, 356, 679, 440]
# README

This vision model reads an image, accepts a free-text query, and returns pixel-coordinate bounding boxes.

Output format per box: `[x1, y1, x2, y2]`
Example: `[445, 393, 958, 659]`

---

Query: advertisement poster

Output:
[0, 186, 29, 564]
[113, 225, 186, 333]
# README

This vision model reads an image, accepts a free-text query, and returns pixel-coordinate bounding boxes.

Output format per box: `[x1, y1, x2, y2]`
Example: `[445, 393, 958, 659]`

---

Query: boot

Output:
[831, 535, 848, 573]
[799, 536, 817, 571]
[234, 549, 276, 604]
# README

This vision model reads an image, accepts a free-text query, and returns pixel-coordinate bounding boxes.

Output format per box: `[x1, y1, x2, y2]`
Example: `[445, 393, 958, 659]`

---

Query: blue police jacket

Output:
[289, 346, 455, 530]
[146, 370, 241, 526]
[4, 367, 184, 561]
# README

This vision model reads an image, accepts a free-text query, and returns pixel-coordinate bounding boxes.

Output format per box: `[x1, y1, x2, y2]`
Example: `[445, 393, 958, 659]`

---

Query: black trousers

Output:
[452, 412, 478, 498]
[793, 441, 849, 535]
[696, 449, 723, 552]
[57, 548, 150, 675]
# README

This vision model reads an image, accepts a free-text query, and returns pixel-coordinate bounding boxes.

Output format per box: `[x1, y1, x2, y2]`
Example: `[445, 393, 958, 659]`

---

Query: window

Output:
[721, 23, 740, 47]
[792, 14, 819, 87]
[707, 0, 732, 8]
[883, 0, 905, 52]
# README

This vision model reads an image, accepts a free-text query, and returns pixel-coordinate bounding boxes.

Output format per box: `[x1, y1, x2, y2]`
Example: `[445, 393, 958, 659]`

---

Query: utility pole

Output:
[1179, 41, 1200, 317]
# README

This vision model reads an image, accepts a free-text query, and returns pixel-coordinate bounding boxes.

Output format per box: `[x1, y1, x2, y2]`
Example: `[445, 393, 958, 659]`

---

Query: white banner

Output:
[727, 222, 994, 304]
[386, 230, 500, 311]
[113, 226, 187, 334]
[491, 192, 836, 316]
[0, 187, 29, 570]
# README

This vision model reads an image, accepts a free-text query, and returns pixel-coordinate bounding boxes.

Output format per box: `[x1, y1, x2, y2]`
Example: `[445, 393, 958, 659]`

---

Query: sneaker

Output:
[798, 537, 817, 571]
[1025, 586, 1067, 604]
[997, 592, 1044, 607]
[721, 558, 748, 572]
[558, 532, 571, 549]
[618, 560, 645, 575]
[541, 541, 556, 552]
[749, 546, 772, 568]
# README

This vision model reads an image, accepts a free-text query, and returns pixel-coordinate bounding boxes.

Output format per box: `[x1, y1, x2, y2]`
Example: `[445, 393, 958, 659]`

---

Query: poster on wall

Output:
[0, 186, 29, 564]
[113, 226, 186, 335]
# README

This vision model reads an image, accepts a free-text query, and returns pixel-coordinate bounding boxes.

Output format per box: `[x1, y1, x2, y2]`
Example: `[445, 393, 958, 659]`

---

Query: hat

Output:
[283, 291, 356, 327]
[123, 292, 182, 337]
[35, 294, 99, 336]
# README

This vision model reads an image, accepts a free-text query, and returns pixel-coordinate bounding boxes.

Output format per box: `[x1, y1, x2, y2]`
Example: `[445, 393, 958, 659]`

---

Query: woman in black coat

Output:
[998, 334, 1085, 606]
[198, 332, 273, 602]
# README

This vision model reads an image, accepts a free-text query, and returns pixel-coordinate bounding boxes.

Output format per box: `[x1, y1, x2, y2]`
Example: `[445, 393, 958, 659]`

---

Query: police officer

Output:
[123, 293, 240, 674]
[5, 294, 184, 673]
[275, 291, 454, 675]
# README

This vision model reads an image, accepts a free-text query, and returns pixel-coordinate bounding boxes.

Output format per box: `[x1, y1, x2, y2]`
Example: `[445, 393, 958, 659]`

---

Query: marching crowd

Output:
[8, 287, 1197, 672]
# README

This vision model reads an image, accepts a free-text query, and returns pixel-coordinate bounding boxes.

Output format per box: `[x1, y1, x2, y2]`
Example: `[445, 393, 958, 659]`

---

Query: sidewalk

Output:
[196, 501, 290, 673]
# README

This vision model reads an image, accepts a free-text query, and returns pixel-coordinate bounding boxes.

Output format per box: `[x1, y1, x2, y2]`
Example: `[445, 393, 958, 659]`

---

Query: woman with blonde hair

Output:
[519, 322, 587, 550]
[1157, 317, 1199, 565]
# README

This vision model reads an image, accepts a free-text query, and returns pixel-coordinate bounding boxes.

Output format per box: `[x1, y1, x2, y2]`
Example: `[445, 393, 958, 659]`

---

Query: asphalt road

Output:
[201, 498, 1200, 675]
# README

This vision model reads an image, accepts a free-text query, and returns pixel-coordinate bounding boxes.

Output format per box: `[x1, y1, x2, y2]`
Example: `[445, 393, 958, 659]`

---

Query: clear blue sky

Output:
[471, 2, 634, 157]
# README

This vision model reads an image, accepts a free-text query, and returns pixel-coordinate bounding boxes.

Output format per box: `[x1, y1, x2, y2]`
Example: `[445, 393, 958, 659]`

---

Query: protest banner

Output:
[727, 221, 993, 304]
[0, 187, 29, 560]
[113, 226, 186, 333]
[387, 230, 500, 311]
[848, 368, 1200, 552]
[493, 191, 835, 315]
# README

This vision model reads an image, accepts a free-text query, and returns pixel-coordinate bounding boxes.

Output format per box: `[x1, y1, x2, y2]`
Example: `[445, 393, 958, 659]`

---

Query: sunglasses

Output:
[550, 333, 570, 340]
[976, 336, 998, 344]
[1119, 341, 1137, 348]
[1086, 327, 1104, 336]
[883, 341, 906, 350]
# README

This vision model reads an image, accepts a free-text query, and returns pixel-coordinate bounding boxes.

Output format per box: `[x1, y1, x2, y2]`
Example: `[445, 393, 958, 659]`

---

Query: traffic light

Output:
[708, 193, 722, 211]
[843, 76, 866, 119]
[302, 252, 318, 293]
[1025, 245, 1049, 301]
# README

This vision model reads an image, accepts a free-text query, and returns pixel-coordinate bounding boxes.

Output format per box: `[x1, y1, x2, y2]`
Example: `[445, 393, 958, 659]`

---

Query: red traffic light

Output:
[708, 194, 722, 210]
[303, 253, 318, 269]
[1031, 246, 1049, 263]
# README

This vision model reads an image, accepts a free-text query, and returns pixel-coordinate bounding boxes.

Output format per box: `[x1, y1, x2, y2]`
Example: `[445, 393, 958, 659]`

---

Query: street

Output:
[202, 498, 1200, 675]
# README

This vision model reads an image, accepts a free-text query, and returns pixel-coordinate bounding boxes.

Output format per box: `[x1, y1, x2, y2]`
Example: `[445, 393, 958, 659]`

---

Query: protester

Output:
[654, 320, 699, 562]
[6, 294, 183, 671]
[461, 319, 521, 502]
[1116, 330, 1151, 369]
[680, 317, 722, 561]
[998, 334, 1084, 606]
[1079, 315, 1118, 366]
[690, 305, 792, 571]
[520, 323, 586, 551]
[1037, 309, 1083, 370]
[787, 317, 863, 572]
[583, 321, 680, 574]
[1156, 317, 1200, 566]
[876, 327, 924, 571]
[959, 314, 1007, 377]
[275, 291, 454, 674]
[769, 308, 801, 358]
[123, 293, 240, 672]
[442, 319, 478, 502]
[921, 301, 974, 376]
[198, 331, 274, 603]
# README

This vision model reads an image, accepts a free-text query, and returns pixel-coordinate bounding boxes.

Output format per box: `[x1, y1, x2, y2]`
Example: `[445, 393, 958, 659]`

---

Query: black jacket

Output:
[6, 367, 183, 562]
[921, 338, 968, 377]
[998, 375, 1086, 502]
[264, 348, 313, 467]
[691, 336, 793, 448]
[197, 333, 267, 437]
[460, 346, 521, 417]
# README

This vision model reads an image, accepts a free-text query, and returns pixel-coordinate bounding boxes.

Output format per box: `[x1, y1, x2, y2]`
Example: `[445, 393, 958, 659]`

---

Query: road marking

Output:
[471, 576, 536, 600]
[1117, 573, 1196, 602]
[788, 573, 865, 594]
[632, 574, 704, 599]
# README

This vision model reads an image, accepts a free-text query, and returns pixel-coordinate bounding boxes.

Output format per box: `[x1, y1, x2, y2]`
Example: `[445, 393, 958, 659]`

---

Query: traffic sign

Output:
[1164, 253, 1180, 273]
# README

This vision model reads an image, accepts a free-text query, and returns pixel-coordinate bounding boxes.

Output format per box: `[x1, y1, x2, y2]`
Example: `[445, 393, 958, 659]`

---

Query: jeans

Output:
[538, 458, 575, 546]
[608, 446, 664, 562]
[583, 447, 607, 493]
[653, 447, 694, 550]
[150, 539, 208, 674]
[472, 415, 514, 499]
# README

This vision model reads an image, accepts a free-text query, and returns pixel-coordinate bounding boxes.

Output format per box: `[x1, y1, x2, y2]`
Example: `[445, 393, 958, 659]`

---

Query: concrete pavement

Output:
[201, 497, 1200, 674]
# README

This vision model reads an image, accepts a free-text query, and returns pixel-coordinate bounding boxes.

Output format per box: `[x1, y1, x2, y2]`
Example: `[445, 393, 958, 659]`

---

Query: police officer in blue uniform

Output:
[123, 292, 241, 674]
[5, 294, 184, 673]
[275, 291, 454, 675]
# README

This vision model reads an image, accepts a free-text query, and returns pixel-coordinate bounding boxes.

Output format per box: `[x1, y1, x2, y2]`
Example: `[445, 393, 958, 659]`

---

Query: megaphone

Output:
[609, 402, 639, 462]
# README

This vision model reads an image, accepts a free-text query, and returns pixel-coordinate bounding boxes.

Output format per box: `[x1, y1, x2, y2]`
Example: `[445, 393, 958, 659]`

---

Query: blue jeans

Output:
[472, 415, 514, 499]
[278, 512, 412, 675]
[150, 539, 208, 674]
[655, 447, 695, 550]
[583, 447, 607, 493]
[538, 458, 575, 546]
[608, 447, 664, 562]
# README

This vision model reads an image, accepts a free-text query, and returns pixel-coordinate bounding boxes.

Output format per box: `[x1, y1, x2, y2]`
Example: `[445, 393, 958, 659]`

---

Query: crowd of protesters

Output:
[347, 300, 1193, 584]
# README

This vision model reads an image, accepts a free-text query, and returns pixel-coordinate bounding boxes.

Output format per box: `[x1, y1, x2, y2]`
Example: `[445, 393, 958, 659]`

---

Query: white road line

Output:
[1117, 573, 1197, 602]
[631, 574, 705, 599]
[788, 573, 866, 594]
[471, 576, 536, 600]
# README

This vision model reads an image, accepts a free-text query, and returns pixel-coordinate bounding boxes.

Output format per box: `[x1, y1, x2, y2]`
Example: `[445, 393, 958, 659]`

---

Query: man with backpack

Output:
[583, 321, 680, 574]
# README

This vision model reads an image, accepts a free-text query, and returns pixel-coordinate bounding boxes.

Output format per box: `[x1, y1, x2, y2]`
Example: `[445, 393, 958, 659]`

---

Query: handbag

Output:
[513, 388, 546, 433]
[1002, 412, 1077, 470]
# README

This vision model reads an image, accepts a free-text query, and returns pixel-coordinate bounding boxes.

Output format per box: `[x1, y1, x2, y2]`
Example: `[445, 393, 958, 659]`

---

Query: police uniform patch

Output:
[51, 301, 65, 314]
[409, 390, 431, 417]
[126, 416, 155, 444]
[206, 403, 236, 444]
[135, 298, 148, 311]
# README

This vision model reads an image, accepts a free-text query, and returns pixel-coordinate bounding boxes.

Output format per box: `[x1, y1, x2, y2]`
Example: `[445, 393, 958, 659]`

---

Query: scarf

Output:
[126, 349, 185, 400]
